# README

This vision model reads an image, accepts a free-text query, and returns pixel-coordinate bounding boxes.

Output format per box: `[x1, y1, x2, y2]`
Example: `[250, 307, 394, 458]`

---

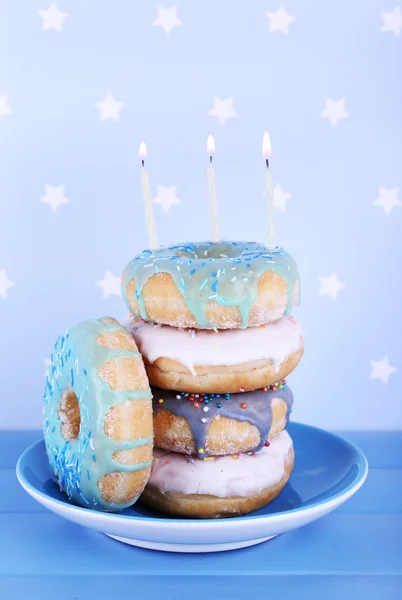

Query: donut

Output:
[125, 314, 303, 393]
[152, 384, 293, 458]
[141, 430, 294, 518]
[122, 241, 300, 330]
[43, 317, 153, 511]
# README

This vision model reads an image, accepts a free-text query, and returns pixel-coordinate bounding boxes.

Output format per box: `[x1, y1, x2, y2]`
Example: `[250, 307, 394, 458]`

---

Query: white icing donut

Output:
[124, 315, 303, 377]
[148, 430, 292, 498]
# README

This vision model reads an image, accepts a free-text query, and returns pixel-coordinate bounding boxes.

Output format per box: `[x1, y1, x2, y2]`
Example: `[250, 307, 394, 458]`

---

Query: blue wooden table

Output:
[1, 431, 401, 599]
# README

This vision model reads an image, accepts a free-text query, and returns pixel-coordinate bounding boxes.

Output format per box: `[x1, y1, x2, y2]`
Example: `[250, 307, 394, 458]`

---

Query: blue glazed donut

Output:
[122, 241, 300, 329]
[43, 317, 153, 511]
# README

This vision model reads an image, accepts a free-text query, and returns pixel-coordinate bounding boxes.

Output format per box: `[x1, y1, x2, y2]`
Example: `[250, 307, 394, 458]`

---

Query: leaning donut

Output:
[125, 314, 303, 394]
[152, 384, 293, 457]
[122, 241, 300, 330]
[141, 430, 294, 518]
[43, 317, 153, 511]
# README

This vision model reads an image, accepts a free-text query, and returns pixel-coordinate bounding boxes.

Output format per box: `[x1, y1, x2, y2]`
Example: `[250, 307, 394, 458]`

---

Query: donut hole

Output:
[58, 388, 80, 440]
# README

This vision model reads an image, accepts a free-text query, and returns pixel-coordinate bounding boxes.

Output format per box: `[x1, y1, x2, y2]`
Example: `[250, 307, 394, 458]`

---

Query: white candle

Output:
[139, 142, 158, 249]
[207, 134, 220, 242]
[262, 132, 275, 247]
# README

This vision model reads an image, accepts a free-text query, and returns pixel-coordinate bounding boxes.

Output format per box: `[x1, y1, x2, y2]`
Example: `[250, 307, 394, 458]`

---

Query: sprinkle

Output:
[231, 454, 239, 460]
[189, 395, 195, 401]
[216, 394, 221, 398]
[190, 269, 196, 275]
[239, 388, 245, 392]
[86, 470, 91, 480]
[195, 394, 199, 398]
[158, 398, 164, 404]
[91, 453, 96, 462]
[278, 383, 284, 390]
[230, 276, 236, 282]
[224, 394, 231, 400]
[271, 385, 277, 391]
[201, 418, 207, 423]
[193, 402, 200, 408]
[210, 271, 217, 277]
[211, 280, 219, 292]
[216, 402, 222, 408]
[200, 278, 208, 290]
[177, 265, 181, 271]
[264, 441, 271, 447]
[198, 448, 204, 454]
[230, 267, 237, 271]
[203, 406, 209, 412]
[241, 403, 247, 409]
[263, 387, 268, 392]
[203, 457, 215, 461]
[176, 394, 181, 399]
[185, 455, 195, 463]
[283, 379, 287, 384]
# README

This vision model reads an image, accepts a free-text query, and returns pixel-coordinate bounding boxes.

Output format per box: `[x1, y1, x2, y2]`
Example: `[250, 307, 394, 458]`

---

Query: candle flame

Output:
[139, 142, 147, 159]
[262, 132, 272, 157]
[207, 134, 215, 155]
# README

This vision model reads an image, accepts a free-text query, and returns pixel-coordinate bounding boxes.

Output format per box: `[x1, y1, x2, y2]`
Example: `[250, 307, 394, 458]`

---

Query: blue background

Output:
[1, 0, 401, 429]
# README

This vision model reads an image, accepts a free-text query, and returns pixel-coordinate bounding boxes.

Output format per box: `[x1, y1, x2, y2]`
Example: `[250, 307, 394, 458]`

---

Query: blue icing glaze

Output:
[122, 241, 300, 329]
[153, 385, 293, 458]
[43, 318, 153, 511]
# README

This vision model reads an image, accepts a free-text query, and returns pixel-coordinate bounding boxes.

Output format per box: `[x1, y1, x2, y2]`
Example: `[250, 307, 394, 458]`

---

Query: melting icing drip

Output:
[122, 241, 300, 329]
[152, 385, 293, 458]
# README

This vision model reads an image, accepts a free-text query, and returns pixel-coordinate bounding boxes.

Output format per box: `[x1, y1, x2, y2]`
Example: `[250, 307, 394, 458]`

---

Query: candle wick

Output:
[141, 159, 145, 168]
[265, 158, 269, 169]
[209, 155, 213, 164]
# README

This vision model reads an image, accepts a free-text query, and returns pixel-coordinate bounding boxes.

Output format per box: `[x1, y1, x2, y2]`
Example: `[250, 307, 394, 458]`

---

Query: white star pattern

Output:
[373, 187, 402, 216]
[95, 93, 125, 122]
[266, 5, 296, 34]
[96, 270, 121, 298]
[0, 95, 12, 118]
[370, 356, 397, 384]
[318, 272, 345, 300]
[153, 6, 183, 35]
[38, 3, 68, 32]
[0, 269, 15, 299]
[209, 97, 237, 125]
[44, 357, 51, 377]
[153, 185, 181, 213]
[381, 6, 402, 36]
[273, 184, 292, 212]
[320, 98, 349, 126]
[40, 184, 69, 213]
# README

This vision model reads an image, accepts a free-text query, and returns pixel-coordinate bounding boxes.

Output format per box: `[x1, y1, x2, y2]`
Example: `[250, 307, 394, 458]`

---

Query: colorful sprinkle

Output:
[201, 418, 207, 423]
[198, 448, 204, 454]
[263, 387, 268, 392]
[241, 403, 247, 409]
[203, 406, 209, 412]
[193, 402, 200, 408]
[176, 394, 181, 399]
[264, 441, 271, 447]
[158, 398, 164, 404]
[216, 402, 222, 408]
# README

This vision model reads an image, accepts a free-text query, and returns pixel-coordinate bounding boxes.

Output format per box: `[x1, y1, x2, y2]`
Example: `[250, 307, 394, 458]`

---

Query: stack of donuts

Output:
[122, 241, 303, 518]
[42, 240, 303, 518]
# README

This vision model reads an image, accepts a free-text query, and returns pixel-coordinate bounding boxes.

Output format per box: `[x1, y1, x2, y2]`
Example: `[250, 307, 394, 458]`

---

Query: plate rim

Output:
[16, 421, 369, 528]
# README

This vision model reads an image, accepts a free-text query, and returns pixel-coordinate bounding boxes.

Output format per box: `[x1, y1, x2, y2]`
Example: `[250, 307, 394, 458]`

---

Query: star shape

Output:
[95, 93, 125, 122]
[320, 98, 349, 126]
[318, 272, 345, 300]
[44, 357, 51, 377]
[40, 184, 69, 213]
[370, 356, 397, 384]
[266, 5, 296, 34]
[373, 187, 402, 216]
[38, 3, 68, 32]
[273, 183, 292, 212]
[0, 269, 15, 299]
[381, 6, 402, 36]
[0, 95, 12, 118]
[153, 5, 183, 35]
[96, 270, 121, 298]
[153, 185, 181, 213]
[209, 97, 237, 125]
